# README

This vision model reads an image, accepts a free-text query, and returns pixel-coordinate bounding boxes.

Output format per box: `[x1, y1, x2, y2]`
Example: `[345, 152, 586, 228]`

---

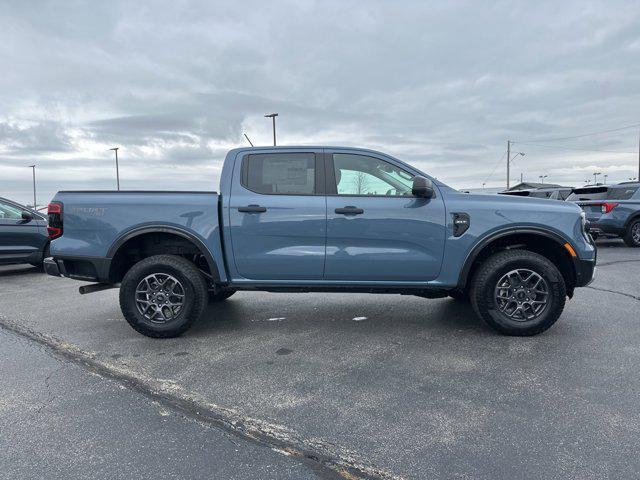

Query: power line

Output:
[483, 150, 507, 184]
[517, 122, 640, 143]
[512, 142, 637, 155]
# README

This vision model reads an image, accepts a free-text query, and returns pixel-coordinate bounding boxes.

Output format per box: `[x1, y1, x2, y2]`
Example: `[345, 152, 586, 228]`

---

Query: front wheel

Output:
[119, 255, 208, 338]
[623, 219, 640, 247]
[470, 250, 566, 336]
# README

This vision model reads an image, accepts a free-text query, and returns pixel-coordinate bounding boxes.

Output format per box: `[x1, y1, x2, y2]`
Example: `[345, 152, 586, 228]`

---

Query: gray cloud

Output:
[1, 0, 640, 206]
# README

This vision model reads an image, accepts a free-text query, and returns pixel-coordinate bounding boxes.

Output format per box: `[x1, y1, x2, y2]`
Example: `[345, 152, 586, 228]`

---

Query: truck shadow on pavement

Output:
[191, 294, 484, 339]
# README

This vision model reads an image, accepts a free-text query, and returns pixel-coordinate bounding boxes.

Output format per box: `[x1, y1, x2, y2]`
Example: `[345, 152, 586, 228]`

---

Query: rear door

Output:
[0, 200, 43, 264]
[228, 150, 326, 280]
[323, 151, 446, 282]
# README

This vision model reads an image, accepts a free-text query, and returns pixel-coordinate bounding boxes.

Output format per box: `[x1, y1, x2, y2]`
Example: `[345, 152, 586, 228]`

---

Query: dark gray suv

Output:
[568, 182, 640, 247]
[0, 197, 50, 267]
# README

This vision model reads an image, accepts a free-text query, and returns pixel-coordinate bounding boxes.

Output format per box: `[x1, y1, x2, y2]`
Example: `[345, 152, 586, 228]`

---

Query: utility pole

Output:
[506, 140, 511, 190]
[109, 147, 120, 190]
[28, 165, 36, 209]
[264, 113, 278, 146]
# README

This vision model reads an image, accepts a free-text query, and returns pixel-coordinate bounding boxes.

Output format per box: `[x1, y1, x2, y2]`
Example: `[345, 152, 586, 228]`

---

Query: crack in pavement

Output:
[0, 316, 402, 480]
[586, 286, 640, 302]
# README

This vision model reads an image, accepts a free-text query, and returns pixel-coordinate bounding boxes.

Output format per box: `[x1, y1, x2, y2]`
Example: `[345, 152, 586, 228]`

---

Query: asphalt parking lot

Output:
[1, 239, 639, 480]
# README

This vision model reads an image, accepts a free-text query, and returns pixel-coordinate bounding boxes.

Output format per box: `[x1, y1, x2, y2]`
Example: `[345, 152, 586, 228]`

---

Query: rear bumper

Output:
[43, 255, 110, 282]
[43, 257, 61, 277]
[586, 219, 625, 237]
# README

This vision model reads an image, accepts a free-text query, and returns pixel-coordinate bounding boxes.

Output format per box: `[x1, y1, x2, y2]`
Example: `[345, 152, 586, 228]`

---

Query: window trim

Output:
[324, 152, 429, 198]
[240, 152, 325, 196]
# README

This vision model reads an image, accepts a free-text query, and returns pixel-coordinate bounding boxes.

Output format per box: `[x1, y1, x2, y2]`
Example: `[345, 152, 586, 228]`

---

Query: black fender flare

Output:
[457, 227, 578, 289]
[107, 225, 220, 281]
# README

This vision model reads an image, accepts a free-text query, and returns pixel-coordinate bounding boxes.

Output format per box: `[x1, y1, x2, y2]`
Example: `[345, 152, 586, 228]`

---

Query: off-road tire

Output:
[470, 249, 566, 336]
[119, 255, 208, 338]
[209, 289, 236, 303]
[623, 219, 640, 247]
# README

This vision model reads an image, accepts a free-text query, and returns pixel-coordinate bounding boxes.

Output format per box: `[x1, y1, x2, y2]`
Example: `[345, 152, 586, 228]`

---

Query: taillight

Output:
[47, 202, 63, 239]
[601, 202, 618, 214]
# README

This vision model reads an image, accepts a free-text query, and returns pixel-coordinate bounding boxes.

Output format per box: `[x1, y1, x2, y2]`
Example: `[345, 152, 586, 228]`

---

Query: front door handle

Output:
[335, 206, 364, 215]
[238, 205, 267, 213]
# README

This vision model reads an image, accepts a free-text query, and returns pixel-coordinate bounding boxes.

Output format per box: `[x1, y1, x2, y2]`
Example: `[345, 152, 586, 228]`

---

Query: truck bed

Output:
[49, 191, 225, 282]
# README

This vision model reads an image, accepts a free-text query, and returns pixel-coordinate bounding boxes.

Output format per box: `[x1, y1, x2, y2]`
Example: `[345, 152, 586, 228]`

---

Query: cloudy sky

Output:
[1, 0, 640, 206]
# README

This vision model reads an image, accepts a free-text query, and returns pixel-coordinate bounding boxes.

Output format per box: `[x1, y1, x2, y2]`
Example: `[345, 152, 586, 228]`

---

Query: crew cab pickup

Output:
[45, 146, 596, 337]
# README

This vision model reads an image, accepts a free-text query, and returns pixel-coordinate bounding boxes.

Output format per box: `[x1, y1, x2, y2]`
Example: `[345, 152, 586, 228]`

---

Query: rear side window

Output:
[242, 153, 317, 195]
[607, 186, 638, 200]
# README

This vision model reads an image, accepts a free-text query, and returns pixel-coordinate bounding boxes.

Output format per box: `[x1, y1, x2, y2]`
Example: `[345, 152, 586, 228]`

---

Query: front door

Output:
[228, 150, 326, 280]
[324, 151, 446, 282]
[0, 200, 44, 265]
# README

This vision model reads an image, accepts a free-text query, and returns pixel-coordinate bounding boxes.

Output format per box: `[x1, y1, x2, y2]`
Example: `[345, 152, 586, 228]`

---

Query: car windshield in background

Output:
[607, 186, 638, 200]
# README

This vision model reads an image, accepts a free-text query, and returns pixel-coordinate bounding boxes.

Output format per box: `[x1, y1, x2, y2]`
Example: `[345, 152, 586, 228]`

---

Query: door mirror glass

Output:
[412, 176, 435, 198]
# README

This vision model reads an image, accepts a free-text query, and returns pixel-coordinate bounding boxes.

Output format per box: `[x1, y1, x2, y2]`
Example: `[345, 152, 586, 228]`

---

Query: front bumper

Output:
[575, 257, 596, 287]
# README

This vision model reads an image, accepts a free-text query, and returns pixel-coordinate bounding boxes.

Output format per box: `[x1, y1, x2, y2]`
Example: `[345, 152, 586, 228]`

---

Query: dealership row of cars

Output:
[500, 182, 640, 246]
[1, 181, 639, 273]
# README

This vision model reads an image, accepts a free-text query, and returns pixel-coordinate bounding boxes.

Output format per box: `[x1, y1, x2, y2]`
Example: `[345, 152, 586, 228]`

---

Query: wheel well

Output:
[108, 232, 212, 283]
[463, 232, 576, 295]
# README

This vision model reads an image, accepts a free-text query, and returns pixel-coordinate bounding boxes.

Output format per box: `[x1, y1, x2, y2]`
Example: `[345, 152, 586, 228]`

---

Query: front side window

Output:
[243, 153, 316, 195]
[333, 154, 414, 196]
[0, 201, 23, 220]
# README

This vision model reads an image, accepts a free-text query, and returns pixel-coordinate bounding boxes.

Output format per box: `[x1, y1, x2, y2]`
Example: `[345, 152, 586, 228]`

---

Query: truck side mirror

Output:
[412, 176, 435, 198]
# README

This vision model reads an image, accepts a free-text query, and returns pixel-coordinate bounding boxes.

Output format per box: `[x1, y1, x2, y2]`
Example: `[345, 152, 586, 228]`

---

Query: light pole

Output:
[604, 174, 608, 185]
[593, 172, 601, 184]
[482, 182, 486, 189]
[264, 113, 278, 146]
[28, 165, 36, 209]
[539, 174, 548, 184]
[109, 147, 120, 190]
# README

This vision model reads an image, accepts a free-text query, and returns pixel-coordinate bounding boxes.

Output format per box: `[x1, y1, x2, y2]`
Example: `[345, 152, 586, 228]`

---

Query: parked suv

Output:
[500, 187, 574, 200]
[568, 182, 640, 246]
[0, 197, 50, 267]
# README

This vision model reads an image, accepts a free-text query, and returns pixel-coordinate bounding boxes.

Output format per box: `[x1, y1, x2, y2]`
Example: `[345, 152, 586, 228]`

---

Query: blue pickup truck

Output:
[45, 146, 596, 338]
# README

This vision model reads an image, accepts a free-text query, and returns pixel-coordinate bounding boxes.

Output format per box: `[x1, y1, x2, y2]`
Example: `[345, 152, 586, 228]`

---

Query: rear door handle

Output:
[238, 205, 267, 213]
[335, 206, 364, 215]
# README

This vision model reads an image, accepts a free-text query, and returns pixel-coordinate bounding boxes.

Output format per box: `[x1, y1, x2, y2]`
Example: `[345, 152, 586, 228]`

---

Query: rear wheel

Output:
[623, 219, 640, 247]
[470, 250, 566, 336]
[119, 255, 208, 338]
